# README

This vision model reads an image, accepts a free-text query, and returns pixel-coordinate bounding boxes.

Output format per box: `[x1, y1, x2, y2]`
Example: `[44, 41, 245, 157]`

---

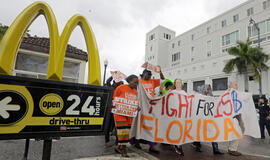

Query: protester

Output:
[258, 96, 270, 139]
[131, 68, 165, 153]
[227, 81, 245, 156]
[104, 76, 123, 148]
[112, 75, 138, 157]
[159, 78, 174, 96]
[139, 68, 165, 97]
[172, 78, 186, 156]
[192, 84, 224, 155]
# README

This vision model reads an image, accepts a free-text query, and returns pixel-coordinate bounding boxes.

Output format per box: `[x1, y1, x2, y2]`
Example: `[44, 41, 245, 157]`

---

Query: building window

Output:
[222, 30, 239, 46]
[150, 46, 152, 51]
[164, 33, 171, 40]
[191, 34, 195, 40]
[182, 83, 187, 92]
[172, 52, 180, 62]
[247, 7, 254, 16]
[207, 40, 212, 57]
[178, 40, 181, 46]
[248, 19, 270, 37]
[193, 80, 205, 91]
[212, 78, 228, 91]
[207, 26, 211, 34]
[221, 20, 226, 28]
[207, 51, 211, 57]
[233, 14, 239, 23]
[149, 34, 155, 41]
[172, 43, 175, 48]
[15, 52, 79, 82]
[207, 40, 211, 49]
[191, 46, 194, 51]
[263, 0, 270, 10]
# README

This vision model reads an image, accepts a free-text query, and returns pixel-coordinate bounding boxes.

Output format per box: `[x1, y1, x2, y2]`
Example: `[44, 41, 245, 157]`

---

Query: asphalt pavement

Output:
[0, 134, 269, 160]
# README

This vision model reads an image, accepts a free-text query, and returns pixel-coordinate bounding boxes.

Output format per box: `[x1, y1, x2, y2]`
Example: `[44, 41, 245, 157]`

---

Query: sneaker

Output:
[228, 150, 242, 156]
[174, 146, 184, 156]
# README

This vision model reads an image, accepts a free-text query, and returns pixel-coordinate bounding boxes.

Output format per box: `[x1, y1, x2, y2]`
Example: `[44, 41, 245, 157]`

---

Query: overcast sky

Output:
[0, 0, 247, 83]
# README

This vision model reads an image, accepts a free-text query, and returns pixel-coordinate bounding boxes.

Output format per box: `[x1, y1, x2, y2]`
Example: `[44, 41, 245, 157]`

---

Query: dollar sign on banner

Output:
[231, 90, 242, 113]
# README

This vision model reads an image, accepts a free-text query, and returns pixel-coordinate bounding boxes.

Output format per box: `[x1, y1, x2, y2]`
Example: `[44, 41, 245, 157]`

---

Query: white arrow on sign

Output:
[0, 96, 20, 119]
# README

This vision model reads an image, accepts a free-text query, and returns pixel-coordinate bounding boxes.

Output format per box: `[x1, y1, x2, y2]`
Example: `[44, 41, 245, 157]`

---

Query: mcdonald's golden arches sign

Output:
[0, 2, 113, 139]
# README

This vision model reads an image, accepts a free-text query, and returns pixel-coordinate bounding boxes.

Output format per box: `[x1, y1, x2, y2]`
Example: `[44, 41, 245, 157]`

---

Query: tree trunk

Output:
[244, 71, 249, 92]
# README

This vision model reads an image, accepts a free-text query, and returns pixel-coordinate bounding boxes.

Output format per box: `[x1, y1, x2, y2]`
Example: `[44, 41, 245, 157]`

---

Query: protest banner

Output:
[141, 62, 160, 73]
[112, 97, 139, 117]
[110, 71, 127, 83]
[130, 83, 260, 145]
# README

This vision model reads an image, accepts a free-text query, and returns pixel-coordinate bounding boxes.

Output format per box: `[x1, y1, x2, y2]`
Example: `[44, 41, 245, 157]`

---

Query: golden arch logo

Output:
[0, 1, 101, 85]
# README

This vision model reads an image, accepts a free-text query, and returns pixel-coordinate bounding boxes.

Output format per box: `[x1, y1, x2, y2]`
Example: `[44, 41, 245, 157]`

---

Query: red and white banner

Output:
[130, 83, 260, 145]
[112, 97, 139, 117]
[141, 62, 160, 73]
[110, 71, 127, 83]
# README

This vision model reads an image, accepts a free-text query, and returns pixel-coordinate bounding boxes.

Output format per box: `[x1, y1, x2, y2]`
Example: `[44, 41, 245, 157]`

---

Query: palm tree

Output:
[223, 38, 269, 92]
[0, 24, 9, 41]
[0, 24, 30, 41]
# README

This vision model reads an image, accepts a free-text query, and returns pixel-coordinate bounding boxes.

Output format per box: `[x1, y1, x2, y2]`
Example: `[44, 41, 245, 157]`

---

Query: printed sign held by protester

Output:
[141, 62, 160, 73]
[110, 71, 127, 83]
[112, 97, 139, 117]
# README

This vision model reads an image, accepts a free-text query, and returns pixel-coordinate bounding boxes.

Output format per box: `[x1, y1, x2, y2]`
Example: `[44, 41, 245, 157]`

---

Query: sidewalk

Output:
[213, 134, 270, 158]
[146, 143, 269, 160]
[89, 135, 270, 160]
[0, 135, 269, 160]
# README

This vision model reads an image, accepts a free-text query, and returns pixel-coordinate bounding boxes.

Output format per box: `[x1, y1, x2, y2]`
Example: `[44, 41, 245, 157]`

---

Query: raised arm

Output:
[159, 66, 165, 80]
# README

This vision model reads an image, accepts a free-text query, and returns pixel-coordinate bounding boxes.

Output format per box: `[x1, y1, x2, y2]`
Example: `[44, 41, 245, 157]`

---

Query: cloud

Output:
[0, 0, 249, 84]
[203, 0, 247, 17]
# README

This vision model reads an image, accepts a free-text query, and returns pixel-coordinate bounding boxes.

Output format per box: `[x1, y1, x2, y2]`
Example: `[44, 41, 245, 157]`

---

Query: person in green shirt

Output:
[159, 78, 174, 96]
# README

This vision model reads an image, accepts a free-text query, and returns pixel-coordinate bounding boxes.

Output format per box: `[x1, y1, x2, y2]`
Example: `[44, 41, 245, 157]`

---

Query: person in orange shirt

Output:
[131, 68, 165, 153]
[139, 68, 165, 97]
[113, 74, 138, 157]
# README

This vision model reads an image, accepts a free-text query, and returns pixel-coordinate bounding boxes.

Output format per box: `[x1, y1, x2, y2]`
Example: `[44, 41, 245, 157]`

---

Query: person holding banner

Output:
[192, 84, 224, 155]
[159, 78, 174, 96]
[139, 68, 165, 97]
[112, 74, 138, 157]
[172, 78, 187, 156]
[131, 68, 165, 153]
[227, 81, 244, 156]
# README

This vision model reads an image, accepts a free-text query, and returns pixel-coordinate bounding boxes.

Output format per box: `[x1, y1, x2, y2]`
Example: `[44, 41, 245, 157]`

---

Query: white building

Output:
[145, 0, 270, 102]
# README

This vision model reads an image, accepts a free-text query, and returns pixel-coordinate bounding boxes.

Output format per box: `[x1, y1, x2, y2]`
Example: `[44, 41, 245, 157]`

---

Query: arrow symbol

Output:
[0, 96, 20, 119]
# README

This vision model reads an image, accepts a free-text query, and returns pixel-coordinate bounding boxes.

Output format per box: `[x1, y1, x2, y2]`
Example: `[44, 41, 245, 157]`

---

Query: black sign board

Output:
[0, 75, 113, 140]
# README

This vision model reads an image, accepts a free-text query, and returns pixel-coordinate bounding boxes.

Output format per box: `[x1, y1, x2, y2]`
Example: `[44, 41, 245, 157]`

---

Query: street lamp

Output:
[103, 59, 108, 86]
[249, 17, 262, 97]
